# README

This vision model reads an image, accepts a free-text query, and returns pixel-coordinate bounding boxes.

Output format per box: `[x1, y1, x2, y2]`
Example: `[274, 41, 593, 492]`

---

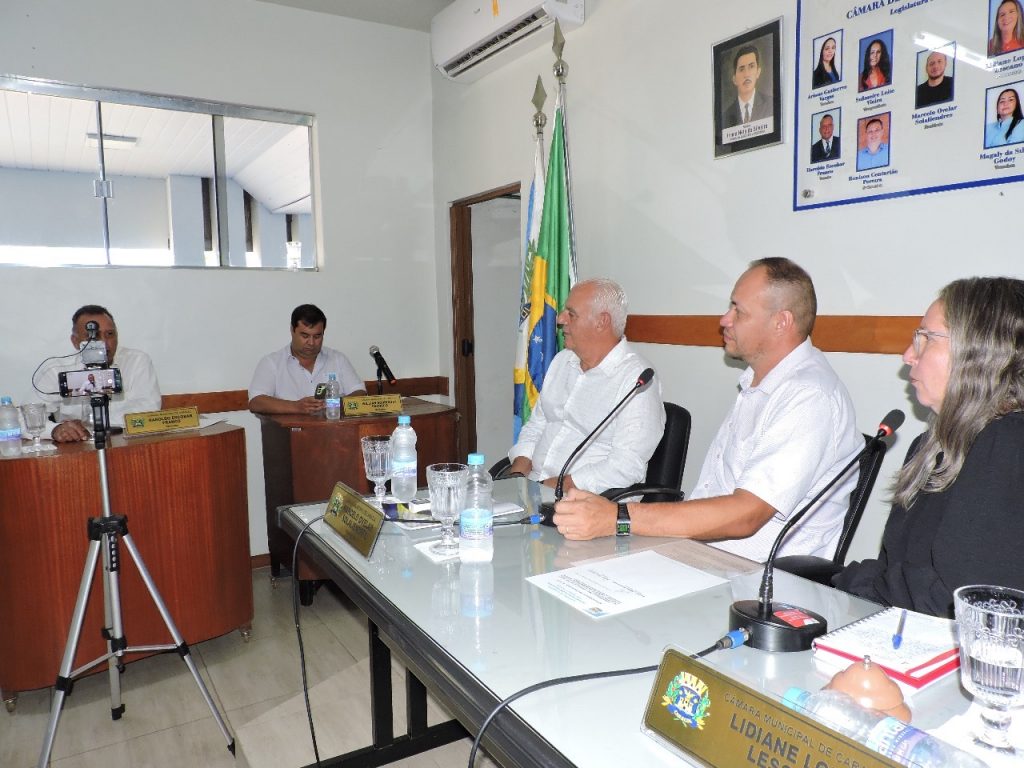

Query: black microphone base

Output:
[538, 502, 557, 527]
[729, 600, 827, 652]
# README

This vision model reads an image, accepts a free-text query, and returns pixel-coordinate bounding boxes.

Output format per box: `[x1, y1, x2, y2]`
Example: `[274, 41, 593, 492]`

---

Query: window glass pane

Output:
[100, 102, 217, 267]
[223, 116, 314, 269]
[0, 90, 105, 265]
[0, 78, 314, 270]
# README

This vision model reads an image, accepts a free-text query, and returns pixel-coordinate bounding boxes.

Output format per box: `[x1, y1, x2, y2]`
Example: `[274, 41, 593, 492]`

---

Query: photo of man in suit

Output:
[722, 44, 773, 128]
[810, 112, 841, 163]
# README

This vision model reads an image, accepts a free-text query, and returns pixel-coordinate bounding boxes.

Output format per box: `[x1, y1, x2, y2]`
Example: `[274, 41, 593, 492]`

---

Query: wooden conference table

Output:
[0, 423, 253, 707]
[257, 397, 458, 582]
[279, 478, 977, 768]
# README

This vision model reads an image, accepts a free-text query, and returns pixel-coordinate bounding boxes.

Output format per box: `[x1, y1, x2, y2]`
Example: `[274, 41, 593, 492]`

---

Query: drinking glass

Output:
[20, 403, 51, 454]
[954, 584, 1024, 755]
[360, 435, 392, 509]
[426, 462, 468, 557]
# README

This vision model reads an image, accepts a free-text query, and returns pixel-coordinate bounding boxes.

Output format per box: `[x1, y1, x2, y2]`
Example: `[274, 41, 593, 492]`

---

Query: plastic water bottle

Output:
[0, 397, 22, 458]
[459, 453, 493, 563]
[783, 688, 987, 767]
[389, 415, 418, 502]
[324, 373, 341, 421]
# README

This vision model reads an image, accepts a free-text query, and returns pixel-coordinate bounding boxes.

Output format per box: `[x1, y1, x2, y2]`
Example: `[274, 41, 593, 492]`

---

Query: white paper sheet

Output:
[526, 550, 728, 618]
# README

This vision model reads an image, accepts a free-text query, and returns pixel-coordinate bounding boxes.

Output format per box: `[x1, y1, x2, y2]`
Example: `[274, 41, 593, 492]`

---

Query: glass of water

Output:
[19, 403, 51, 453]
[426, 463, 467, 557]
[360, 435, 392, 510]
[954, 584, 1024, 755]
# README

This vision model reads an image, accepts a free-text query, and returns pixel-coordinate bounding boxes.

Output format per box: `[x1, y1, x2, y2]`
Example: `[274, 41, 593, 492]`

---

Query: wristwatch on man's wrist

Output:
[616, 503, 631, 537]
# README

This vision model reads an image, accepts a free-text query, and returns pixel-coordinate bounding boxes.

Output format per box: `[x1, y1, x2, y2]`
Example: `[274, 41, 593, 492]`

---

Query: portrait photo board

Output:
[795, 0, 1024, 210]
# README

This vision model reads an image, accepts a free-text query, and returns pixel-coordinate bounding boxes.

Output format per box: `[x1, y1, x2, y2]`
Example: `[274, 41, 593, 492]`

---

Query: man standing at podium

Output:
[507, 279, 664, 493]
[555, 259, 861, 562]
[248, 304, 365, 415]
[39, 304, 162, 443]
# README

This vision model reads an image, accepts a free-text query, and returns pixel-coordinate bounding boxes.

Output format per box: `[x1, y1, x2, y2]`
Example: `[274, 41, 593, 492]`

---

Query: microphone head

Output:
[878, 409, 905, 437]
[369, 345, 379, 356]
[637, 368, 655, 387]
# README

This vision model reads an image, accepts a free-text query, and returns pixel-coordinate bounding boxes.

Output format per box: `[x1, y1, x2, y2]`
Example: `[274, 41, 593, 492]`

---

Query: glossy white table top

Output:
[283, 478, 973, 767]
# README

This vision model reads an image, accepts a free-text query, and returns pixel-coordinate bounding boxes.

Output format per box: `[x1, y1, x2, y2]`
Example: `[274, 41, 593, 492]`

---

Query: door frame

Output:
[448, 181, 522, 459]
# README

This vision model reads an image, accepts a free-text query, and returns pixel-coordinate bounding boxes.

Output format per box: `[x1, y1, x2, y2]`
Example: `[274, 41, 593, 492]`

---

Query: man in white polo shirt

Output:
[553, 258, 862, 562]
[248, 304, 365, 415]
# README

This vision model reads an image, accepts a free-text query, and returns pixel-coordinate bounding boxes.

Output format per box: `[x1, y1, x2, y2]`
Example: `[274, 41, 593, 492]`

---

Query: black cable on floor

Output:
[466, 628, 750, 767]
[292, 514, 326, 768]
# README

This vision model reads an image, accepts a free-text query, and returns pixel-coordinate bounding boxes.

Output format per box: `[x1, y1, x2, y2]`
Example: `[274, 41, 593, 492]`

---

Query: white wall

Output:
[0, 0, 438, 556]
[470, 196, 522, 465]
[432, 0, 1024, 561]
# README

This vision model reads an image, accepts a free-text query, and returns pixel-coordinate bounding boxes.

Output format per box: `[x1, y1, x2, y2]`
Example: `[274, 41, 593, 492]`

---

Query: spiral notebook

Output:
[812, 607, 960, 691]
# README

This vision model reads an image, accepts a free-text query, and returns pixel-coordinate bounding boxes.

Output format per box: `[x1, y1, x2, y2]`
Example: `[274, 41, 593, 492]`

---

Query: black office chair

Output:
[489, 402, 692, 505]
[603, 402, 691, 503]
[773, 433, 889, 585]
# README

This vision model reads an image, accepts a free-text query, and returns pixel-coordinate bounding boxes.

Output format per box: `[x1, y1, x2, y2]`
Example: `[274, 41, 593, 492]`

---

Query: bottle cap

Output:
[398, 415, 411, 425]
[0, 397, 11, 405]
[467, 452, 485, 465]
[327, 372, 337, 380]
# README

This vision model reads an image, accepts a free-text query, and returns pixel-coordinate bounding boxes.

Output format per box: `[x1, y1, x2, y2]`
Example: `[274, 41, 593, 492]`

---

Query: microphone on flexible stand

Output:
[537, 367, 655, 526]
[728, 409, 905, 652]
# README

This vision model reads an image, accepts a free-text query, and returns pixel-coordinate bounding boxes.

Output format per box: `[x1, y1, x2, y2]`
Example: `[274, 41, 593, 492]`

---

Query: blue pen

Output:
[892, 609, 908, 649]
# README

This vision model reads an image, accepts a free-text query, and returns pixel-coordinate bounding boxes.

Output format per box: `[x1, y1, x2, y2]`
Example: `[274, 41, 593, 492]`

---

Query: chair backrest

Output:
[832, 433, 888, 565]
[489, 456, 512, 480]
[642, 402, 692, 494]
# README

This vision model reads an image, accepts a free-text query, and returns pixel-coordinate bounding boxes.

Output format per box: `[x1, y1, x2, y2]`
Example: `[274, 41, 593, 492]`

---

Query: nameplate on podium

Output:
[642, 648, 900, 768]
[123, 406, 200, 436]
[342, 394, 402, 416]
[323, 482, 385, 558]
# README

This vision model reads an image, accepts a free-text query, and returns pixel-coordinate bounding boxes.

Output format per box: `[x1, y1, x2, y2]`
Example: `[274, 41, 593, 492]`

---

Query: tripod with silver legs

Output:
[38, 393, 234, 766]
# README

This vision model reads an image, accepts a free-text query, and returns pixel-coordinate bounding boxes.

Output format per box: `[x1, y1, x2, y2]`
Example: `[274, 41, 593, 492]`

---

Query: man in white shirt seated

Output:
[248, 304, 366, 415]
[507, 278, 665, 494]
[554, 259, 862, 562]
[38, 304, 162, 443]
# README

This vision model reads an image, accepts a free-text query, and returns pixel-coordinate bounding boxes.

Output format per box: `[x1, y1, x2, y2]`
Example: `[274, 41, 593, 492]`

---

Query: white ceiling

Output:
[0, 89, 312, 214]
[252, 0, 453, 32]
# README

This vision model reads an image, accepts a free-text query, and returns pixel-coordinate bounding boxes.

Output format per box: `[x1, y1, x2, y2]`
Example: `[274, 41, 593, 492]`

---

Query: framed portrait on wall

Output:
[713, 18, 783, 158]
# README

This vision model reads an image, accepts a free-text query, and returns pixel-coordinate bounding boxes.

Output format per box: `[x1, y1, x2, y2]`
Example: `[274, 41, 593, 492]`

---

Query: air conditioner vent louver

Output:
[431, 0, 584, 83]
[443, 11, 548, 77]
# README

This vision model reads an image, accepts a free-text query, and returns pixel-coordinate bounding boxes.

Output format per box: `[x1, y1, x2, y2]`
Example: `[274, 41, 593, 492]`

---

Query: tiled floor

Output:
[1, 568, 495, 768]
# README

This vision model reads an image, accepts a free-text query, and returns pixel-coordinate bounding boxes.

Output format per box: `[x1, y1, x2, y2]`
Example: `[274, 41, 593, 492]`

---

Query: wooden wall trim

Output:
[625, 315, 919, 355]
[161, 376, 450, 414]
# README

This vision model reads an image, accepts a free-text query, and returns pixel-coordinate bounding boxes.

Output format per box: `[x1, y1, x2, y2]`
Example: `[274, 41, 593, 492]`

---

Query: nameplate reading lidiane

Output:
[642, 649, 901, 768]
[323, 481, 385, 558]
[124, 406, 200, 436]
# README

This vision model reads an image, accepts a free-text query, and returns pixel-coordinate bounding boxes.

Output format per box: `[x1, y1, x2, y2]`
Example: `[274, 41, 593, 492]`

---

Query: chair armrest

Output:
[602, 485, 686, 503]
[773, 555, 843, 586]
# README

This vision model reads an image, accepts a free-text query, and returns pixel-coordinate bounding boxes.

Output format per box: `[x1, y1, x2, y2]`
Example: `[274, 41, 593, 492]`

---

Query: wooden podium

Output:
[0, 423, 253, 704]
[257, 397, 458, 580]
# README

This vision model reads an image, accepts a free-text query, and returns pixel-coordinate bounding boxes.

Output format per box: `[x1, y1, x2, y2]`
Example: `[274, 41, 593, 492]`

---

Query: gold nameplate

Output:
[342, 394, 403, 416]
[323, 482, 385, 558]
[642, 648, 900, 768]
[123, 406, 201, 436]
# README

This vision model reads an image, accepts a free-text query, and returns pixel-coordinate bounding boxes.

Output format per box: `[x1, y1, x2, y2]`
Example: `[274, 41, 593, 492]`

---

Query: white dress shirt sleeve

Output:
[735, 383, 842, 518]
[248, 353, 280, 400]
[569, 382, 664, 493]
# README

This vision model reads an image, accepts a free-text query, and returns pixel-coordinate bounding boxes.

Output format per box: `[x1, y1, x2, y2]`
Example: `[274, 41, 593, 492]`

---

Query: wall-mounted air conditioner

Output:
[431, 0, 585, 83]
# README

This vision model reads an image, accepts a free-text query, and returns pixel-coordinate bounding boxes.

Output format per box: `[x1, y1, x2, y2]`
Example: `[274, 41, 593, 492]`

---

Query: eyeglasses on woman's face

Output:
[911, 328, 949, 356]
